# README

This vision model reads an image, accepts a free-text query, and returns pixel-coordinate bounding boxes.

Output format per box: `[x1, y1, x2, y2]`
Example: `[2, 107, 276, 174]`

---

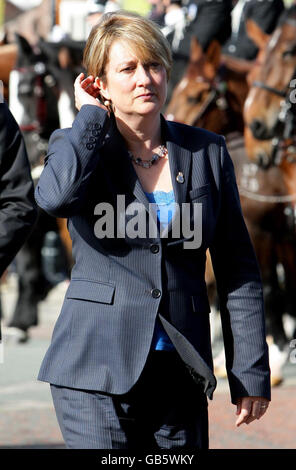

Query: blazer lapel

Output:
[162, 116, 192, 236]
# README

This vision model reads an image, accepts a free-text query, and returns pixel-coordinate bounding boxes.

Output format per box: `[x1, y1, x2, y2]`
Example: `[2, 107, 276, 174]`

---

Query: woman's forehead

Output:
[107, 39, 157, 65]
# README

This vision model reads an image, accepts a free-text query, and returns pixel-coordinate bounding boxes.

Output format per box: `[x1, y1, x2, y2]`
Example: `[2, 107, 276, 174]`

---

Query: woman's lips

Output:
[136, 92, 155, 99]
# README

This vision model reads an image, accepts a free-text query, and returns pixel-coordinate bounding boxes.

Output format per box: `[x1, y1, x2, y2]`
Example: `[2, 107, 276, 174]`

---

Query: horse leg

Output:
[256, 237, 289, 386]
[212, 229, 285, 383]
[269, 239, 296, 370]
[258, 236, 296, 386]
[276, 239, 296, 325]
[239, 224, 287, 386]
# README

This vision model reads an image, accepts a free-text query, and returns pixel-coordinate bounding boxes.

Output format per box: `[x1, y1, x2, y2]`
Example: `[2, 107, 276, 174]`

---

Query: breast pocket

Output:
[189, 183, 210, 201]
[188, 183, 215, 249]
[66, 279, 115, 304]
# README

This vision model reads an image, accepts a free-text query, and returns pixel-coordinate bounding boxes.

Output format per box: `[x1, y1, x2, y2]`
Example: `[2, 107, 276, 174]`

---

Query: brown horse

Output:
[244, 14, 296, 168]
[243, 13, 296, 383]
[166, 34, 295, 385]
[166, 37, 249, 135]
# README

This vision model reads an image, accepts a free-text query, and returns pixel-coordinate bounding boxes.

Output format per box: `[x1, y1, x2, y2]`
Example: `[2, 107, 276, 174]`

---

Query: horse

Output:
[166, 34, 295, 386]
[37, 37, 85, 128]
[165, 37, 250, 134]
[5, 34, 75, 341]
[243, 12, 296, 168]
[242, 11, 296, 381]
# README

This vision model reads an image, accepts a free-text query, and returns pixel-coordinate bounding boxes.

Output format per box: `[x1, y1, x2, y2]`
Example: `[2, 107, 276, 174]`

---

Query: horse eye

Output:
[283, 47, 296, 58]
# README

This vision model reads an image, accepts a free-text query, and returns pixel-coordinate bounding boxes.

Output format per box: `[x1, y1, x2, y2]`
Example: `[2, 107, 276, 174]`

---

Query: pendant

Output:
[176, 171, 184, 183]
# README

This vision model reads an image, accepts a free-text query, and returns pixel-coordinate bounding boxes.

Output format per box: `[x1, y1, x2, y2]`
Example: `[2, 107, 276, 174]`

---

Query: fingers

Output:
[235, 397, 270, 427]
[74, 72, 85, 87]
[257, 400, 269, 419]
[74, 73, 109, 113]
[81, 75, 95, 90]
[235, 398, 252, 427]
[86, 77, 100, 97]
[75, 73, 100, 92]
[244, 400, 268, 425]
[252, 400, 262, 419]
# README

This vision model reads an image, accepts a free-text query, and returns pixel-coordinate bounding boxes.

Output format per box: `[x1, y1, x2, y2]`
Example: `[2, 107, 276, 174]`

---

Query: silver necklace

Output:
[127, 145, 168, 169]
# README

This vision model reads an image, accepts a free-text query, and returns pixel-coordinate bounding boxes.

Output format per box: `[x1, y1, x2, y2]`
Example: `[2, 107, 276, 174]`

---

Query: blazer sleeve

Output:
[0, 103, 37, 277]
[34, 105, 111, 218]
[209, 137, 271, 404]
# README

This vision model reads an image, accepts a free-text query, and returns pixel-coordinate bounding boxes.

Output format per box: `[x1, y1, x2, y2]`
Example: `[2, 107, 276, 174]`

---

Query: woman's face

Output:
[98, 39, 167, 121]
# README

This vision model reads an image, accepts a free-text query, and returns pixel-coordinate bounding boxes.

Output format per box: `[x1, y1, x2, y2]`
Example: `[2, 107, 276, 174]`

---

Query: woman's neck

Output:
[115, 113, 163, 155]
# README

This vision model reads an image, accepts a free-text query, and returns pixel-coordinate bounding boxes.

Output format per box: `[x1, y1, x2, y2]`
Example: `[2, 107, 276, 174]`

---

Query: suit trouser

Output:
[50, 349, 209, 449]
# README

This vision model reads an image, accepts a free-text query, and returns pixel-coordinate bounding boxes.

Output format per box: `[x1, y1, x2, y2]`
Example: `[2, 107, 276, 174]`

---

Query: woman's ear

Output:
[95, 76, 110, 101]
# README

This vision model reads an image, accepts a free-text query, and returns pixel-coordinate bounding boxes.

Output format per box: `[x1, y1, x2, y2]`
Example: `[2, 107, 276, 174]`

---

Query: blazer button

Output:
[86, 143, 94, 150]
[151, 288, 161, 298]
[150, 244, 159, 254]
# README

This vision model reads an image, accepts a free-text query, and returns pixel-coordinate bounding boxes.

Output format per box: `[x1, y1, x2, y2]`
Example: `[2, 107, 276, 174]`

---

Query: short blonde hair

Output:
[83, 10, 172, 82]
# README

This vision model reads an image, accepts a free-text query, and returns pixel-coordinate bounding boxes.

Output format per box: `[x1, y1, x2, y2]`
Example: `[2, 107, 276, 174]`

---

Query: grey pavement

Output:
[0, 273, 295, 449]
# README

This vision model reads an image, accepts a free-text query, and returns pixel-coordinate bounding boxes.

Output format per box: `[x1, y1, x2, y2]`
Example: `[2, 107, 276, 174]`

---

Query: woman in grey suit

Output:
[35, 11, 270, 449]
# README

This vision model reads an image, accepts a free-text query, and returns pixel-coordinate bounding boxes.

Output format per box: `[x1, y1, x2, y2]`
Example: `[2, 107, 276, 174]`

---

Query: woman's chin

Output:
[114, 102, 163, 120]
[135, 101, 163, 116]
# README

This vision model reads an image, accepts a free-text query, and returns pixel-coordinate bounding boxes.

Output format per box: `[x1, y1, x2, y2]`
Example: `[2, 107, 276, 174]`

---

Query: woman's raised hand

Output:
[74, 73, 109, 113]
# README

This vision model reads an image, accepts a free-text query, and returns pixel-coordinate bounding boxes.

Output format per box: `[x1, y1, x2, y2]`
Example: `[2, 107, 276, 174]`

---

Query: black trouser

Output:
[50, 350, 209, 449]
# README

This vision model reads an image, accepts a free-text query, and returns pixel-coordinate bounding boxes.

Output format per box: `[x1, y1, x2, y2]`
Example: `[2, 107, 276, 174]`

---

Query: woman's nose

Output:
[135, 65, 151, 85]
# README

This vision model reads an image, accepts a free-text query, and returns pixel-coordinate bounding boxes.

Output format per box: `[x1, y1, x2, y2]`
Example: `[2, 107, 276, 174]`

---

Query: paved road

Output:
[0, 274, 295, 449]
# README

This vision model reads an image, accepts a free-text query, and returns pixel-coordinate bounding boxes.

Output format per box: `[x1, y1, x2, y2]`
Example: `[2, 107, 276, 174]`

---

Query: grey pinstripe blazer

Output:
[35, 105, 270, 404]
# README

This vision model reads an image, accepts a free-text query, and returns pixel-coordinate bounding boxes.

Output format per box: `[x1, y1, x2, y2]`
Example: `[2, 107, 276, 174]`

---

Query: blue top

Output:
[144, 189, 176, 351]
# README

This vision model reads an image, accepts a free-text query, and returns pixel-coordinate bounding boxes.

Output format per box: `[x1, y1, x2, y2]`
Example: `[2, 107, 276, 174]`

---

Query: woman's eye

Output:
[121, 66, 135, 72]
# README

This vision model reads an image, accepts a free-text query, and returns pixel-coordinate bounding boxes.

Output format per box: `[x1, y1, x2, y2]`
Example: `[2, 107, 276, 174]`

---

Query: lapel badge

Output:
[176, 171, 184, 183]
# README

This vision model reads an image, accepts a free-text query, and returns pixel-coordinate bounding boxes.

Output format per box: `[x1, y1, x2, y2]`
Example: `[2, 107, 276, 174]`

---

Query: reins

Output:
[250, 60, 296, 166]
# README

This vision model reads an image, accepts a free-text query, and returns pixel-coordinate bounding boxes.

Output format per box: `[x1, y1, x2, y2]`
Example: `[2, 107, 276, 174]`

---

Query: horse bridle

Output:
[251, 69, 296, 166]
[190, 83, 227, 127]
[190, 66, 230, 128]
[243, 71, 296, 214]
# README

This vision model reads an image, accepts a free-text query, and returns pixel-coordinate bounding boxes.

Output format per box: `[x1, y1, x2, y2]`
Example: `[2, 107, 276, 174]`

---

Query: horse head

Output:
[37, 38, 85, 128]
[166, 37, 222, 129]
[165, 36, 249, 135]
[9, 35, 85, 170]
[243, 15, 296, 169]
